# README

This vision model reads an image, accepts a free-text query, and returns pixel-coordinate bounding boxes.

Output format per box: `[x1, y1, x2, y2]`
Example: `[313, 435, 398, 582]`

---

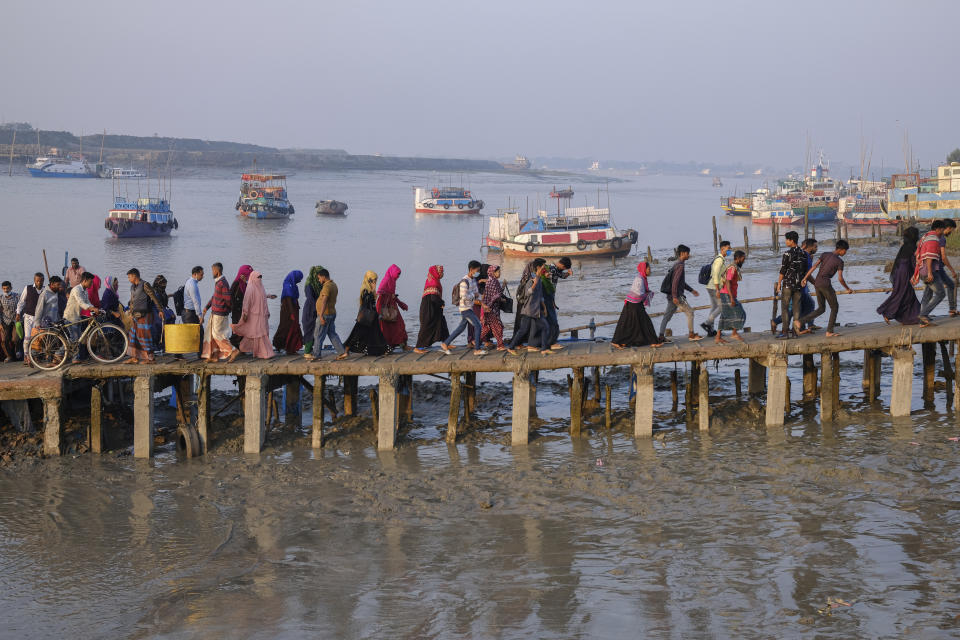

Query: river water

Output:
[1, 171, 959, 638]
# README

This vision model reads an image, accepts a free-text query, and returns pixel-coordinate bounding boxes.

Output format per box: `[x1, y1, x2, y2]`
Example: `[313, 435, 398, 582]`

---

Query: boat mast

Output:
[7, 129, 15, 177]
[98, 129, 105, 164]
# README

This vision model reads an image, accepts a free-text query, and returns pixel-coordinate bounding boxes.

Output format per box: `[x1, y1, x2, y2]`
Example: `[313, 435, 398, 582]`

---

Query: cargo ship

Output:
[414, 186, 484, 214]
[104, 176, 178, 238]
[236, 173, 294, 219]
[885, 163, 960, 220]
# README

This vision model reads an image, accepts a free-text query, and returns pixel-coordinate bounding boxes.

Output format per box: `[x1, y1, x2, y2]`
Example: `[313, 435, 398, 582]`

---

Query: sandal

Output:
[688, 333, 703, 342]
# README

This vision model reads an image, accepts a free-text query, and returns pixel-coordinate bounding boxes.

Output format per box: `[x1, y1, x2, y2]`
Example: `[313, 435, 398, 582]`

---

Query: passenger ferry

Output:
[414, 186, 484, 214]
[750, 191, 801, 225]
[236, 173, 294, 219]
[27, 154, 96, 178]
[486, 205, 638, 258]
[104, 177, 178, 238]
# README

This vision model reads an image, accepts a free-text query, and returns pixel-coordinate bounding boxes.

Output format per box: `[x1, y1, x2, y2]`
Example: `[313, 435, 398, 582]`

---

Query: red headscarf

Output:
[233, 264, 254, 294]
[378, 264, 401, 296]
[422, 265, 443, 298]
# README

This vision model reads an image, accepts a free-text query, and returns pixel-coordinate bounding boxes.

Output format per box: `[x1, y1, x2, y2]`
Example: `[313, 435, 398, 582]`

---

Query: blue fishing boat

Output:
[27, 155, 96, 178]
[104, 176, 178, 238]
[236, 173, 294, 219]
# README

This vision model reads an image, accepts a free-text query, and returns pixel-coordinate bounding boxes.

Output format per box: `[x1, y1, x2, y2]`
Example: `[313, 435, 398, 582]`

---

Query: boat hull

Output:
[416, 206, 482, 215]
[840, 217, 898, 226]
[791, 204, 837, 222]
[239, 206, 293, 220]
[28, 168, 96, 178]
[721, 204, 752, 216]
[106, 219, 174, 238]
[487, 233, 636, 258]
[751, 216, 803, 225]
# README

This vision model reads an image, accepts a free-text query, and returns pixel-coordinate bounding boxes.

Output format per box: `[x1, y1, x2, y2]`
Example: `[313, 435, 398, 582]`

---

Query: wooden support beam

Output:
[197, 374, 211, 453]
[529, 371, 539, 418]
[634, 364, 654, 438]
[369, 388, 378, 424]
[765, 356, 788, 427]
[734, 368, 742, 397]
[922, 342, 936, 403]
[377, 374, 399, 451]
[312, 374, 326, 448]
[955, 340, 960, 413]
[447, 373, 462, 443]
[748, 358, 766, 395]
[343, 375, 358, 416]
[464, 372, 476, 415]
[698, 364, 709, 432]
[133, 375, 155, 458]
[604, 384, 612, 429]
[43, 397, 62, 456]
[285, 378, 301, 424]
[570, 367, 584, 437]
[802, 354, 817, 400]
[90, 384, 103, 454]
[867, 350, 881, 401]
[890, 346, 914, 417]
[820, 352, 838, 422]
[243, 374, 267, 454]
[592, 366, 601, 406]
[512, 372, 531, 445]
[670, 369, 679, 411]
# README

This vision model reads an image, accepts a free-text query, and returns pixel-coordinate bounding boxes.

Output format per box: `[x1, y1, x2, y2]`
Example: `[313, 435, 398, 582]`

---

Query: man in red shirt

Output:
[201, 262, 239, 362]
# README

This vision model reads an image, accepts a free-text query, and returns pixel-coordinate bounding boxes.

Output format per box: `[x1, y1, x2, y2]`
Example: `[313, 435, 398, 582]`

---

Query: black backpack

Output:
[697, 263, 713, 286]
[172, 285, 185, 316]
[660, 265, 676, 295]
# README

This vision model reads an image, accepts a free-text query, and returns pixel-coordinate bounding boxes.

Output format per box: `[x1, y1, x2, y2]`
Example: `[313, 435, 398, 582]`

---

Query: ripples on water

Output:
[1, 172, 958, 637]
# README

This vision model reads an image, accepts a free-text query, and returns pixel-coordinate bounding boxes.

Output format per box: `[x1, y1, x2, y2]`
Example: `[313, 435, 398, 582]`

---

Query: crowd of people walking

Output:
[1, 221, 955, 368]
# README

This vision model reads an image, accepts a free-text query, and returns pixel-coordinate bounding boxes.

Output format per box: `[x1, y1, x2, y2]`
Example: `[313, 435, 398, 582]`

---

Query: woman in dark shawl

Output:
[612, 261, 662, 348]
[302, 265, 325, 355]
[338, 270, 390, 359]
[414, 265, 449, 353]
[272, 270, 304, 354]
[877, 226, 921, 325]
[511, 258, 546, 344]
[100, 276, 121, 322]
[229, 265, 254, 348]
[150, 275, 174, 349]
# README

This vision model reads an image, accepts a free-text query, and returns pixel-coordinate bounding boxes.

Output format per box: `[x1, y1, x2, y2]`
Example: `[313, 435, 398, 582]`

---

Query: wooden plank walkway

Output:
[1, 317, 958, 458]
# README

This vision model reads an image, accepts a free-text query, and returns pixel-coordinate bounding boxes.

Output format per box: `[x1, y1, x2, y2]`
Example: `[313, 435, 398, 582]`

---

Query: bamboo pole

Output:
[7, 130, 15, 177]
[743, 226, 749, 256]
[712, 216, 718, 255]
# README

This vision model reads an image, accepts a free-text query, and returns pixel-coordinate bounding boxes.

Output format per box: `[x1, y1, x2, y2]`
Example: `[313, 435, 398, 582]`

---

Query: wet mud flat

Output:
[1, 360, 960, 637]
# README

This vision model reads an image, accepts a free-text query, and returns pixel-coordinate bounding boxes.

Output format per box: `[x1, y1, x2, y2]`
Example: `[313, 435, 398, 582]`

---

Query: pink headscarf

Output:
[241, 271, 268, 319]
[422, 265, 443, 297]
[378, 264, 401, 296]
[232, 270, 275, 359]
[233, 264, 254, 295]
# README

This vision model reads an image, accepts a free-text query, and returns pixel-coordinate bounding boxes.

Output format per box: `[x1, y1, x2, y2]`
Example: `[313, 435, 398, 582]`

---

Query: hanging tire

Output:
[289, 205, 295, 215]
[104, 219, 111, 230]
[160, 223, 169, 233]
[151, 222, 158, 231]
[458, 203, 464, 209]
[576, 240, 588, 250]
[173, 219, 179, 229]
[444, 204, 450, 210]
[611, 237, 623, 250]
[628, 230, 638, 243]
[596, 238, 607, 248]
[524, 242, 536, 252]
[177, 424, 202, 458]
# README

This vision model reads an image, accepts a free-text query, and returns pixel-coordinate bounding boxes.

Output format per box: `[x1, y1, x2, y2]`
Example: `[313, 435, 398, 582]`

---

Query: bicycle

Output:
[27, 313, 130, 371]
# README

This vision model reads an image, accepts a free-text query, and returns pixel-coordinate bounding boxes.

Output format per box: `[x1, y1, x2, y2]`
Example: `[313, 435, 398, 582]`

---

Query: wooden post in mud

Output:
[890, 346, 914, 417]
[285, 379, 301, 424]
[743, 226, 749, 256]
[785, 375, 791, 413]
[954, 340, 960, 412]
[734, 368, 742, 397]
[698, 364, 709, 431]
[377, 374, 399, 451]
[369, 389, 378, 424]
[633, 364, 654, 437]
[312, 374, 325, 448]
[765, 356, 788, 427]
[712, 216, 718, 255]
[197, 374, 211, 453]
[530, 371, 539, 418]
[820, 352, 840, 421]
[343, 376, 358, 416]
[592, 366, 601, 407]
[802, 354, 817, 400]
[748, 358, 766, 395]
[398, 375, 413, 422]
[921, 342, 936, 403]
[243, 374, 267, 454]
[570, 368, 584, 436]
[90, 384, 103, 454]
[687, 361, 700, 420]
[133, 375, 155, 458]
[804, 206, 809, 240]
[42, 397, 62, 456]
[464, 372, 476, 415]
[647, 246, 653, 264]
[604, 384, 612, 428]
[512, 372, 531, 445]
[447, 373, 462, 443]
[670, 369, 679, 411]
[868, 350, 881, 401]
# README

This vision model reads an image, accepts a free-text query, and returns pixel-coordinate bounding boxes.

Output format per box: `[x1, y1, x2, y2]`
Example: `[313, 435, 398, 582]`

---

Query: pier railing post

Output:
[698, 364, 709, 432]
[891, 346, 914, 417]
[43, 397, 63, 456]
[133, 375, 155, 458]
[633, 364, 654, 438]
[377, 374, 399, 451]
[765, 355, 788, 427]
[312, 374, 326, 449]
[197, 374, 211, 453]
[512, 372, 531, 445]
[243, 374, 267, 453]
[570, 368, 584, 437]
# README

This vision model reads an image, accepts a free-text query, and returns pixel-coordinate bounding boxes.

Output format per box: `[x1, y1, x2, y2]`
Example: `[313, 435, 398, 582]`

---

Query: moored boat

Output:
[27, 154, 96, 178]
[838, 195, 897, 225]
[104, 175, 178, 238]
[316, 200, 348, 216]
[750, 192, 801, 225]
[721, 195, 753, 216]
[236, 173, 294, 220]
[414, 186, 483, 214]
[885, 163, 960, 221]
[486, 205, 638, 258]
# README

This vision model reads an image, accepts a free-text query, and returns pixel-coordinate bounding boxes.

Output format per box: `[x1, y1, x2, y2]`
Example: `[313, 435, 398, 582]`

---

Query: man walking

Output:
[15, 273, 45, 365]
[1, 281, 20, 362]
[63, 272, 97, 363]
[201, 262, 239, 362]
[126, 268, 165, 364]
[936, 219, 958, 316]
[64, 257, 85, 291]
[775, 231, 807, 338]
[441, 260, 488, 356]
[658, 244, 701, 343]
[31, 276, 64, 329]
[915, 220, 948, 326]
[543, 256, 571, 347]
[799, 240, 852, 337]
[181, 265, 204, 356]
[305, 269, 344, 360]
[701, 240, 730, 337]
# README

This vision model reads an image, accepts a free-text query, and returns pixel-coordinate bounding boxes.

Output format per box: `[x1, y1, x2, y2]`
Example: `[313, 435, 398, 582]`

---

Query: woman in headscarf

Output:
[229, 265, 254, 348]
[511, 258, 546, 344]
[414, 265, 449, 353]
[99, 276, 121, 321]
[337, 271, 390, 359]
[877, 226, 921, 325]
[81, 275, 101, 318]
[150, 275, 174, 350]
[302, 265, 325, 356]
[232, 271, 275, 359]
[479, 264, 506, 350]
[612, 261, 662, 349]
[376, 264, 409, 350]
[272, 270, 304, 354]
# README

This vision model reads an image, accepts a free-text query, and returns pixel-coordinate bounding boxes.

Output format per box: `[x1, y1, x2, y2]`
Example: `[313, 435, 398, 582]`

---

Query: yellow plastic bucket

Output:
[163, 323, 202, 354]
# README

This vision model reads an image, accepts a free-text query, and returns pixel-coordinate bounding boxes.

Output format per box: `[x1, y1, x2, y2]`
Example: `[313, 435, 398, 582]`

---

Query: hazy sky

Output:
[4, 0, 959, 167]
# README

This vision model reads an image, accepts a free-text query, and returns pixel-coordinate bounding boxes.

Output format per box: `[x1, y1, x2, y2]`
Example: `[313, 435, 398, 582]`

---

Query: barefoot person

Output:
[799, 240, 852, 337]
[877, 227, 921, 325]
[715, 250, 746, 344]
[612, 261, 661, 349]
[657, 244, 701, 343]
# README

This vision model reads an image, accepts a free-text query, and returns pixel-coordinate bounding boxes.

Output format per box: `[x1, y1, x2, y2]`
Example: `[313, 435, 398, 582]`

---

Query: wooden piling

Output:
[530, 371, 539, 418]
[922, 342, 936, 403]
[312, 374, 325, 448]
[765, 356, 788, 427]
[804, 205, 809, 240]
[89, 384, 103, 453]
[447, 373, 462, 443]
[743, 226, 749, 256]
[512, 372, 531, 445]
[785, 375, 791, 413]
[197, 374, 211, 453]
[369, 388, 378, 424]
[377, 375, 399, 451]
[133, 375, 155, 458]
[748, 358, 766, 395]
[633, 364, 654, 438]
[647, 245, 654, 264]
[570, 367, 584, 437]
[802, 354, 817, 399]
[592, 366, 601, 406]
[604, 384, 612, 429]
[820, 352, 839, 422]
[698, 364, 709, 432]
[42, 397, 62, 457]
[464, 372, 476, 415]
[712, 216, 718, 255]
[734, 368, 742, 397]
[890, 346, 914, 417]
[285, 379, 301, 423]
[343, 375, 358, 416]
[955, 339, 960, 413]
[867, 350, 881, 401]
[243, 374, 267, 454]
[670, 369, 679, 411]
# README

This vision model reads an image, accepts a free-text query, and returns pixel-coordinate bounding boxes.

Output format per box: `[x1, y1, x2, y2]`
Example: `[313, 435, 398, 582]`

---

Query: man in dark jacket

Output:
[658, 244, 701, 343]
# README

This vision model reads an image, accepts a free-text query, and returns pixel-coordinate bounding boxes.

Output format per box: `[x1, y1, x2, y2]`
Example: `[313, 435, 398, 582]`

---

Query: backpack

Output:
[660, 264, 677, 295]
[697, 263, 713, 286]
[451, 278, 468, 306]
[172, 285, 185, 316]
[515, 276, 531, 308]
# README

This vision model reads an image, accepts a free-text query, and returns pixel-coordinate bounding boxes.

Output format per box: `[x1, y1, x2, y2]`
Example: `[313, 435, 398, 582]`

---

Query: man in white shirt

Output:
[15, 273, 45, 365]
[440, 260, 488, 356]
[701, 241, 731, 337]
[63, 272, 97, 363]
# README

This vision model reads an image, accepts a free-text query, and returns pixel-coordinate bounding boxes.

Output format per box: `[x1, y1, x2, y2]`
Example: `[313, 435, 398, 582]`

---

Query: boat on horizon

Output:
[236, 173, 294, 220]
[414, 186, 484, 214]
[27, 153, 96, 178]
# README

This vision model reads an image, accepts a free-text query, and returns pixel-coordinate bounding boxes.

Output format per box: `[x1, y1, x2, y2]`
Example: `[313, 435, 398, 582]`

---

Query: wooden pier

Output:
[2, 317, 959, 458]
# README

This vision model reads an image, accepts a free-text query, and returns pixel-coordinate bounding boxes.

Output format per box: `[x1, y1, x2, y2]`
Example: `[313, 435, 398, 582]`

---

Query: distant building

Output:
[502, 154, 531, 171]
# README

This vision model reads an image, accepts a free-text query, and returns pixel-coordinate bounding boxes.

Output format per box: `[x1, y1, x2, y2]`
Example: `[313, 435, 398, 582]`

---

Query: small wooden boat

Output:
[315, 200, 348, 216]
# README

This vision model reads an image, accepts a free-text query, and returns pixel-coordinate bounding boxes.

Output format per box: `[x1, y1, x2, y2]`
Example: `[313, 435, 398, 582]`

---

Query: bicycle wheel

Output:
[87, 323, 130, 364]
[28, 331, 69, 371]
